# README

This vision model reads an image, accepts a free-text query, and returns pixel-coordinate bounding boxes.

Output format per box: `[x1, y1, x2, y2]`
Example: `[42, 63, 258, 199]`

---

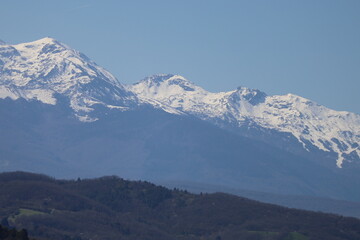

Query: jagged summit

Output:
[235, 86, 267, 96]
[231, 87, 267, 106]
[140, 73, 178, 83]
[137, 74, 196, 90]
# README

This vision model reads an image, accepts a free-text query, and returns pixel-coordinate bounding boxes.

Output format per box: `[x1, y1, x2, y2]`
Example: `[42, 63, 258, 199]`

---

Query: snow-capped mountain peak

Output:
[1, 38, 359, 168]
[0, 38, 136, 120]
[129, 74, 233, 116]
[129, 76, 360, 168]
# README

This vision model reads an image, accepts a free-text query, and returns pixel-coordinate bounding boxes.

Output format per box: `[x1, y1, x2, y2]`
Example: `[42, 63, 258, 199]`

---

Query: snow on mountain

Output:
[129, 74, 360, 168]
[129, 74, 232, 117]
[1, 38, 359, 168]
[0, 37, 136, 121]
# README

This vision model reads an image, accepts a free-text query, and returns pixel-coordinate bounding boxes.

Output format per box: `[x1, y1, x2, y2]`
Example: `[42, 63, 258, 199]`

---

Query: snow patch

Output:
[0, 86, 19, 100]
[75, 114, 98, 122]
[106, 105, 128, 110]
[23, 89, 56, 105]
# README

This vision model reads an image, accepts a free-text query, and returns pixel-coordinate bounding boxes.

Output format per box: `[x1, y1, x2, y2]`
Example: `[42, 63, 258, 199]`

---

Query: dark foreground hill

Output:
[160, 180, 360, 219]
[0, 224, 30, 240]
[1, 172, 360, 240]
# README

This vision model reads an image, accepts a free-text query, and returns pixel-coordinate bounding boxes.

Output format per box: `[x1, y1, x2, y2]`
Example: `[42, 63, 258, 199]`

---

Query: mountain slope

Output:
[0, 37, 137, 121]
[0, 38, 360, 203]
[1, 172, 360, 240]
[1, 98, 360, 201]
[129, 74, 360, 168]
[1, 38, 358, 167]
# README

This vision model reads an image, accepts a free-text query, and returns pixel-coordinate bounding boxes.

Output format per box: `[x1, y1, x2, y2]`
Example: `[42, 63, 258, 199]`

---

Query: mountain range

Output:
[0, 38, 359, 204]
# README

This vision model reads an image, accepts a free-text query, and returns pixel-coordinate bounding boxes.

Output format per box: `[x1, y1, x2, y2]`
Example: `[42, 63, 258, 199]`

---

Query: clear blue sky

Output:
[1, 0, 359, 113]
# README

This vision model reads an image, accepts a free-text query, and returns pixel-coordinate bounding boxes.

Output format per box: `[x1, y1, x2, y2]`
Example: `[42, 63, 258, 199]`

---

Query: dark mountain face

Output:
[1, 172, 360, 240]
[1, 97, 360, 202]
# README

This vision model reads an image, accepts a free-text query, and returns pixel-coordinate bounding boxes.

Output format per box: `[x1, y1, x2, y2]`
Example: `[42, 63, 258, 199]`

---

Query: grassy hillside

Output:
[0, 172, 360, 240]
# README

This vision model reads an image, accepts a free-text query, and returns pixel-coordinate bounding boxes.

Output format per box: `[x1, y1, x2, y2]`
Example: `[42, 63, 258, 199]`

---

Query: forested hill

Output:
[1, 172, 360, 240]
[0, 224, 31, 240]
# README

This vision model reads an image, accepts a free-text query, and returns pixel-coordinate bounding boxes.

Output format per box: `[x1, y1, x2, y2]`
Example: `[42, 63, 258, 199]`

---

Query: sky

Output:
[1, 0, 359, 114]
